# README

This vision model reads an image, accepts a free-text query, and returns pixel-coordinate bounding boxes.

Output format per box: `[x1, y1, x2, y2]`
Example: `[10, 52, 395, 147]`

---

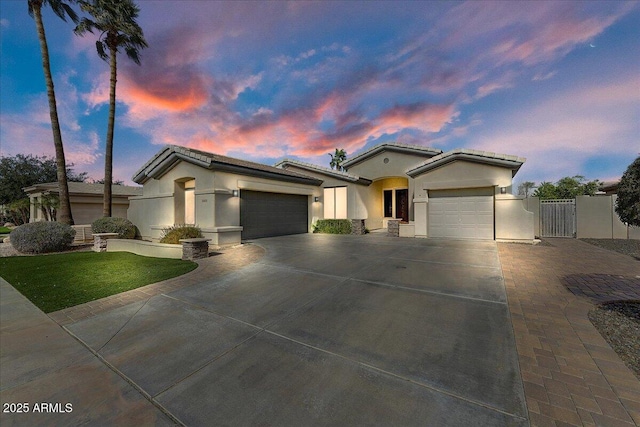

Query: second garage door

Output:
[428, 188, 494, 240]
[240, 190, 309, 240]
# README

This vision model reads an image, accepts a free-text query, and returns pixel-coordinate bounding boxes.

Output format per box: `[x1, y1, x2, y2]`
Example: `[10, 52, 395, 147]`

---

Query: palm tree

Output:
[28, 0, 78, 225]
[328, 148, 347, 171]
[75, 0, 147, 217]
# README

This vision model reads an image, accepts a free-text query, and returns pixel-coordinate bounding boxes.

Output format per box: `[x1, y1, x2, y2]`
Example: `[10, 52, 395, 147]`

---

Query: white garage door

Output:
[428, 188, 494, 240]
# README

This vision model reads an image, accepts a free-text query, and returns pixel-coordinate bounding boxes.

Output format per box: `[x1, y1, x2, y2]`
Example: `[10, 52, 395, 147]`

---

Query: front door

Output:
[395, 189, 409, 222]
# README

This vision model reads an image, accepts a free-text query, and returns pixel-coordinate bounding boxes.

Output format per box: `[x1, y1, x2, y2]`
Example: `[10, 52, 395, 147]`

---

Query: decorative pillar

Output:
[351, 219, 365, 235]
[92, 233, 119, 252]
[180, 238, 212, 260]
[387, 220, 400, 237]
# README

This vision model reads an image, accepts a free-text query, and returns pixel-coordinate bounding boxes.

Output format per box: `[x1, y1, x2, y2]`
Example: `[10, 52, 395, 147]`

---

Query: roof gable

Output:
[342, 143, 442, 169]
[133, 145, 322, 186]
[406, 148, 526, 178]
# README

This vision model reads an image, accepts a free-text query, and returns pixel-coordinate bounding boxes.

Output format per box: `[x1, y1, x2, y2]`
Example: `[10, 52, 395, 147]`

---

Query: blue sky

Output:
[1, 1, 638, 186]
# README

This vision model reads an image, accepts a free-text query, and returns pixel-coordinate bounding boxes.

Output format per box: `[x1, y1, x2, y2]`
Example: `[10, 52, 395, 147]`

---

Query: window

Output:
[184, 179, 195, 224]
[383, 188, 409, 222]
[383, 190, 393, 218]
[323, 187, 347, 219]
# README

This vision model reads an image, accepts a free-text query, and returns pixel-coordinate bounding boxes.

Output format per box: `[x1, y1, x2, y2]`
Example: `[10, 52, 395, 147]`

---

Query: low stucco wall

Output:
[495, 197, 535, 241]
[525, 195, 639, 239]
[106, 239, 182, 259]
[576, 195, 639, 239]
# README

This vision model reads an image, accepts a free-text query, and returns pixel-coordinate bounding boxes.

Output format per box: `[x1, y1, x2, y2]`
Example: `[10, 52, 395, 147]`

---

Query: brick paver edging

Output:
[49, 244, 265, 326]
[498, 239, 640, 427]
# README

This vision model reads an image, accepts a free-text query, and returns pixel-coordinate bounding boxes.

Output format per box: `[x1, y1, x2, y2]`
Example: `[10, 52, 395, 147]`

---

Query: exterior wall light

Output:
[314, 196, 320, 202]
[500, 187, 507, 194]
[232, 189, 239, 197]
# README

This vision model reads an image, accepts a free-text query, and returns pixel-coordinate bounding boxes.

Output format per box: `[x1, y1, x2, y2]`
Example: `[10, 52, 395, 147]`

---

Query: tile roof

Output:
[275, 159, 372, 184]
[133, 145, 322, 185]
[406, 148, 526, 177]
[23, 182, 143, 196]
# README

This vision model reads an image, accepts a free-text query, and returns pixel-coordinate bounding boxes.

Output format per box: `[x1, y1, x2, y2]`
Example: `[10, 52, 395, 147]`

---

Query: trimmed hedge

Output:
[313, 219, 352, 234]
[160, 224, 203, 244]
[92, 217, 136, 239]
[10, 221, 76, 254]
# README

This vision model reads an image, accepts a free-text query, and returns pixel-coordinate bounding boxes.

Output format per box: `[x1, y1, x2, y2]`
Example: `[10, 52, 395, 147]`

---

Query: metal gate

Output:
[540, 199, 576, 237]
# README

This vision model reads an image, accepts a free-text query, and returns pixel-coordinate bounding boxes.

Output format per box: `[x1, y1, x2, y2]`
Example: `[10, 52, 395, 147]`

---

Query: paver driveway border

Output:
[498, 238, 640, 426]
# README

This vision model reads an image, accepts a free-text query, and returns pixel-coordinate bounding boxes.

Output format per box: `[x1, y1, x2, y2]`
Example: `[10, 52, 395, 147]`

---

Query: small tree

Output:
[532, 176, 601, 200]
[4, 199, 31, 225]
[615, 156, 640, 227]
[328, 148, 347, 171]
[555, 175, 600, 199]
[40, 193, 59, 221]
[0, 154, 87, 205]
[517, 181, 535, 198]
[532, 182, 558, 199]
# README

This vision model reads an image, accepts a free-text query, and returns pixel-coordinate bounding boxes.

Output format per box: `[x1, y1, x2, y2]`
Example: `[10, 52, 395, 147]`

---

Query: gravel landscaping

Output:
[588, 301, 640, 380]
[581, 238, 640, 260]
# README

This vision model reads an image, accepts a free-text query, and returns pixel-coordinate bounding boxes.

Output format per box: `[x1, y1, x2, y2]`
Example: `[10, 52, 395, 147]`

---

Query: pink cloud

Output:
[472, 74, 639, 181]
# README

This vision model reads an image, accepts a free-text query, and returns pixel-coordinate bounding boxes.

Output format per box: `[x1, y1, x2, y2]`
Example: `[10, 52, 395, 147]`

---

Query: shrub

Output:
[160, 224, 203, 244]
[92, 217, 136, 239]
[10, 221, 76, 254]
[615, 156, 640, 227]
[312, 219, 352, 234]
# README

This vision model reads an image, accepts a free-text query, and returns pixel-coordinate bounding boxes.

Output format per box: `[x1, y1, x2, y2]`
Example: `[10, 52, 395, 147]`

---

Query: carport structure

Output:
[65, 234, 528, 426]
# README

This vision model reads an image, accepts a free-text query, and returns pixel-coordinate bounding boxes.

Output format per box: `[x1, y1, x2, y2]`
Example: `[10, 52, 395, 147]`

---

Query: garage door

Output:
[428, 188, 494, 240]
[240, 190, 309, 240]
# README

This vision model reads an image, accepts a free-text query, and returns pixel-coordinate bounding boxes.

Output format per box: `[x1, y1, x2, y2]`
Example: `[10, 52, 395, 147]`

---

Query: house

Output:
[128, 143, 534, 245]
[23, 182, 142, 225]
[598, 181, 619, 195]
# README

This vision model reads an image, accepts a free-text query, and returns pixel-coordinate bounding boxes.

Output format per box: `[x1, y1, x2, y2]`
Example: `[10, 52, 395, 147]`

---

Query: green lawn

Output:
[0, 226, 13, 233]
[0, 252, 197, 313]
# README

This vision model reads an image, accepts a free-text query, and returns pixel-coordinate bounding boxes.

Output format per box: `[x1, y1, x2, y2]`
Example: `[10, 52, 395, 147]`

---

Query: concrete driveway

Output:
[66, 233, 527, 426]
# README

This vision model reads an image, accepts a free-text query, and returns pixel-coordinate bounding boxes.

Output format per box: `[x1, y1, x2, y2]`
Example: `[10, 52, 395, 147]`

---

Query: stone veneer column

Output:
[92, 233, 119, 252]
[351, 219, 366, 235]
[180, 238, 212, 260]
[387, 220, 400, 237]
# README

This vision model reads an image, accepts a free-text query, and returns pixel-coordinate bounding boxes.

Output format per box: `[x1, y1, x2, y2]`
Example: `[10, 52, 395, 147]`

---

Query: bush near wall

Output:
[160, 224, 203, 244]
[10, 222, 76, 254]
[92, 217, 136, 239]
[313, 219, 352, 234]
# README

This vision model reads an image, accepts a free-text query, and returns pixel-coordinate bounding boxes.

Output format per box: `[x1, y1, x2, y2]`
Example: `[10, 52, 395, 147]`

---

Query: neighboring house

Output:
[23, 182, 143, 225]
[598, 181, 619, 195]
[129, 143, 534, 245]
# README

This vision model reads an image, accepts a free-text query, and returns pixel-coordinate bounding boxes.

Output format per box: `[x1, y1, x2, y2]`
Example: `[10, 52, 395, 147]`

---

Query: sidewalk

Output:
[0, 278, 177, 426]
[498, 238, 640, 426]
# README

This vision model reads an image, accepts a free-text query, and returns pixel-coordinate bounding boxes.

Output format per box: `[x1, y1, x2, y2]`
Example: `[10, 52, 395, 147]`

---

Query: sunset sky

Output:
[1, 1, 638, 187]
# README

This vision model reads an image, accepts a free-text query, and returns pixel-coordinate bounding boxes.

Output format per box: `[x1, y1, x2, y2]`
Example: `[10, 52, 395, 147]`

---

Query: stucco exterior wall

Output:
[413, 161, 514, 194]
[346, 150, 429, 179]
[129, 161, 320, 244]
[278, 165, 368, 223]
[495, 196, 535, 241]
[412, 160, 532, 241]
[28, 191, 132, 225]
